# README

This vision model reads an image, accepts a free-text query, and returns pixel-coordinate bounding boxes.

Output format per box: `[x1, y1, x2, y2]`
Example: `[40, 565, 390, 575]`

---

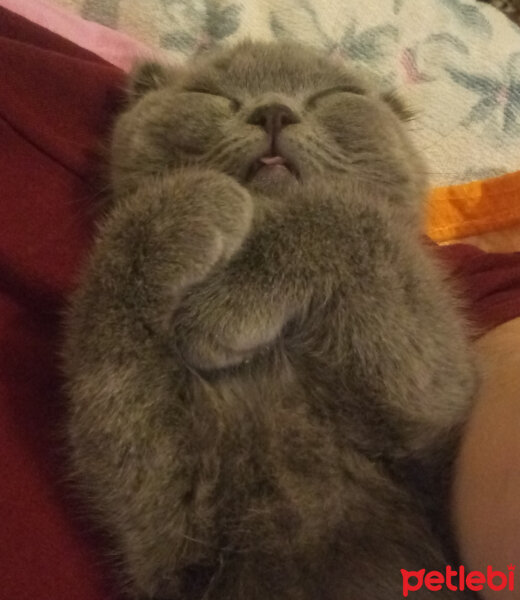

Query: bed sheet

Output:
[37, 0, 520, 187]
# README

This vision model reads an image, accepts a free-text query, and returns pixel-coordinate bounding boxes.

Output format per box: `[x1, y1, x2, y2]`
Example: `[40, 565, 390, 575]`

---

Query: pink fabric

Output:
[0, 0, 154, 70]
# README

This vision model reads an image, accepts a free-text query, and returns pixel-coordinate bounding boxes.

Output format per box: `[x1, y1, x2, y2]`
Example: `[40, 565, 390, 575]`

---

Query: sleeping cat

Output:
[63, 40, 477, 599]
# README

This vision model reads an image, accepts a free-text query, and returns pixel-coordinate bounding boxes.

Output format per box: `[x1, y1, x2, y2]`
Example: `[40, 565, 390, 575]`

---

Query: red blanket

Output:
[0, 7, 123, 599]
[1, 7, 519, 599]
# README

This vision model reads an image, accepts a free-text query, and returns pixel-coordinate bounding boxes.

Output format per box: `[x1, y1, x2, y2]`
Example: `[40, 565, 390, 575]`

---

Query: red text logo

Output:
[401, 565, 515, 596]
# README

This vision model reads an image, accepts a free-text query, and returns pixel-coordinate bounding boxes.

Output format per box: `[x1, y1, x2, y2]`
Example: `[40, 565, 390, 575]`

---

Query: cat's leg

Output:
[328, 473, 479, 600]
[174, 454, 477, 600]
[334, 527, 479, 600]
[63, 168, 253, 598]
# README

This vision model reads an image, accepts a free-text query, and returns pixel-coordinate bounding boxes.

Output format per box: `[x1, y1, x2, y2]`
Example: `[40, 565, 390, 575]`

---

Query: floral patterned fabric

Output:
[51, 0, 520, 186]
[481, 0, 520, 26]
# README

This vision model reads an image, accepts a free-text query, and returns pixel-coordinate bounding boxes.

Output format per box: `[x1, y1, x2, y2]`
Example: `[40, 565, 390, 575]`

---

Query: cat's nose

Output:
[247, 103, 300, 135]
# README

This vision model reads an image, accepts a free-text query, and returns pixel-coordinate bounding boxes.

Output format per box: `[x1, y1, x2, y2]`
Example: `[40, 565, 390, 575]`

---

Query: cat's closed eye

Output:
[306, 85, 365, 108]
[184, 87, 242, 112]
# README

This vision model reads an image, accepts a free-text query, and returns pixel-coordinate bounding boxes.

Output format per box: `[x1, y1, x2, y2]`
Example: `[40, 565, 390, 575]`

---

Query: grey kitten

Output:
[63, 40, 477, 599]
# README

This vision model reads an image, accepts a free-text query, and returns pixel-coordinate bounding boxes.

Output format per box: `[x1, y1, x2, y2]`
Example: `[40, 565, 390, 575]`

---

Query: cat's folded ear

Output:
[381, 90, 416, 122]
[127, 60, 177, 101]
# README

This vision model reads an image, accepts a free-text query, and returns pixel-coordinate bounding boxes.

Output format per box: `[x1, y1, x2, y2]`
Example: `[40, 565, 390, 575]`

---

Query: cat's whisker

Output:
[205, 135, 250, 162]
[421, 172, 465, 176]
[298, 135, 349, 172]
[203, 137, 241, 163]
[180, 534, 216, 549]
[200, 554, 226, 600]
[414, 121, 466, 157]
[206, 139, 252, 170]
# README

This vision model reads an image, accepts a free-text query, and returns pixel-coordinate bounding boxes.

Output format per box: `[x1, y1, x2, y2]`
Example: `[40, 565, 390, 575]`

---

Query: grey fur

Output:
[63, 41, 476, 599]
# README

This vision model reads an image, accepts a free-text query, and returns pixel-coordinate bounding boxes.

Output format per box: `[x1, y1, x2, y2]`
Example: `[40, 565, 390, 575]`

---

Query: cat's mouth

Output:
[246, 154, 299, 182]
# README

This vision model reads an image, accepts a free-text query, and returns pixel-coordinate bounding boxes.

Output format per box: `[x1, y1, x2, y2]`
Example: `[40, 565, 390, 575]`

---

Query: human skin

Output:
[453, 317, 520, 600]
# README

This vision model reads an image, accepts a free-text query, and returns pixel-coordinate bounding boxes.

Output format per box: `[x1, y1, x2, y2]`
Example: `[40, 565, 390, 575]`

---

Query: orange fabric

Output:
[427, 170, 520, 243]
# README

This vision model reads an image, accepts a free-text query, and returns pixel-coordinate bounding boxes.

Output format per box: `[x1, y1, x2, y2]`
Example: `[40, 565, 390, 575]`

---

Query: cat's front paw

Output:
[164, 168, 254, 272]
[89, 168, 254, 332]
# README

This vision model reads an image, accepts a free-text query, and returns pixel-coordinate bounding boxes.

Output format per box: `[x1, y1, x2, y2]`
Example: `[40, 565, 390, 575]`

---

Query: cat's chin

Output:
[247, 163, 300, 194]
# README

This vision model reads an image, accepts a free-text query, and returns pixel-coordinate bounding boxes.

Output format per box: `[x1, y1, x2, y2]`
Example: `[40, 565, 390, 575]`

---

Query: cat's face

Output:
[111, 40, 426, 202]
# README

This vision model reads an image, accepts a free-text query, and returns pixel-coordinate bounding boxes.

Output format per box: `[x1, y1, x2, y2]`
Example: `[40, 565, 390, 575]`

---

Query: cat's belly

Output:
[182, 367, 355, 550]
